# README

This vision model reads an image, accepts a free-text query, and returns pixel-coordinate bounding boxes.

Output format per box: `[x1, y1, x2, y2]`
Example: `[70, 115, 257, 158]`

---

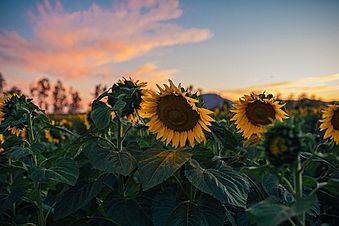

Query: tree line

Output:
[0, 73, 107, 114]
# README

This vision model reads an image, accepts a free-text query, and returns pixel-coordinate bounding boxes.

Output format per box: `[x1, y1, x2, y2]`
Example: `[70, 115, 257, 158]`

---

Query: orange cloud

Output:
[213, 73, 339, 101]
[0, 0, 212, 78]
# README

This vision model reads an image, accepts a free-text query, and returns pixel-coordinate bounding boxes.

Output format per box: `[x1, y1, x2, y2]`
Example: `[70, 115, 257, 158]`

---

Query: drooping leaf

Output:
[138, 149, 192, 190]
[247, 195, 317, 226]
[54, 179, 103, 220]
[91, 101, 112, 130]
[84, 143, 136, 176]
[28, 157, 79, 186]
[185, 160, 249, 207]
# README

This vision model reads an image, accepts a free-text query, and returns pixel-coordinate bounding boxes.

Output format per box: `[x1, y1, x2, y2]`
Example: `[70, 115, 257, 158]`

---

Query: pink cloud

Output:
[0, 0, 212, 78]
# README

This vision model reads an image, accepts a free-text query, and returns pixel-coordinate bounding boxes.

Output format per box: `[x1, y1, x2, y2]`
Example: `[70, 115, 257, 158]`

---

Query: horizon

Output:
[1, 0, 338, 106]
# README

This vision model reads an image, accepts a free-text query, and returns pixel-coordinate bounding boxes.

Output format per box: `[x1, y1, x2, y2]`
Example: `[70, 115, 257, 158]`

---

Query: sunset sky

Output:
[1, 0, 338, 104]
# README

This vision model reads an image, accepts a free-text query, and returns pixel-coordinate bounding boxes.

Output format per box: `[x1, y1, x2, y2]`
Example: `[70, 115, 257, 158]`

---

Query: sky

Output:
[0, 0, 338, 105]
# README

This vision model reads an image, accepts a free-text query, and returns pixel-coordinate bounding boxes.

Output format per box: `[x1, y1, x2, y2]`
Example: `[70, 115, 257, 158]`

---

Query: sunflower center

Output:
[157, 94, 199, 132]
[269, 136, 288, 155]
[331, 108, 339, 130]
[246, 100, 276, 125]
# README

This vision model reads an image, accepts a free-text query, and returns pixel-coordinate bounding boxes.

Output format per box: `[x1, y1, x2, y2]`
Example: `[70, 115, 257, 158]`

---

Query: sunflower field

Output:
[0, 78, 338, 226]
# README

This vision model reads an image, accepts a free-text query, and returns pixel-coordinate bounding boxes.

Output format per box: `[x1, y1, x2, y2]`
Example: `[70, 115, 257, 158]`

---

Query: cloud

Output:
[131, 63, 177, 88]
[214, 73, 339, 101]
[0, 0, 212, 78]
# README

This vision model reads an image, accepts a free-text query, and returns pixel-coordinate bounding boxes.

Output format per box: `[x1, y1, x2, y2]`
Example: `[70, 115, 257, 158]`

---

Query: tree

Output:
[92, 84, 107, 99]
[6, 86, 22, 95]
[0, 73, 5, 94]
[30, 78, 51, 111]
[68, 88, 82, 114]
[52, 80, 68, 114]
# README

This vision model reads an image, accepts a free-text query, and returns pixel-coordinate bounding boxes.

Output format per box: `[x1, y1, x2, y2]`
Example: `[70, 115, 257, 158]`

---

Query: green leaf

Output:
[28, 157, 79, 186]
[152, 188, 225, 226]
[54, 179, 103, 219]
[210, 121, 240, 150]
[247, 195, 317, 226]
[185, 160, 249, 207]
[84, 143, 136, 176]
[91, 101, 112, 130]
[105, 194, 152, 226]
[4, 147, 32, 161]
[31, 142, 46, 154]
[138, 149, 192, 190]
[113, 99, 126, 116]
[262, 173, 279, 196]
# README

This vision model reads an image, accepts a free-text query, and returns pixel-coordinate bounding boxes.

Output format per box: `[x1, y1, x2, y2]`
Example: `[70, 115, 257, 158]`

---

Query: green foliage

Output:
[185, 160, 250, 207]
[138, 149, 192, 190]
[84, 143, 136, 176]
[0, 84, 337, 226]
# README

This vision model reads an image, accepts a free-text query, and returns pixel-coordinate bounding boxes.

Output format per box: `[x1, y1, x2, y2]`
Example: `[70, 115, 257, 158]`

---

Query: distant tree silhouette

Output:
[0, 73, 5, 95]
[30, 78, 51, 111]
[68, 88, 82, 114]
[6, 86, 22, 95]
[93, 84, 107, 99]
[52, 80, 68, 113]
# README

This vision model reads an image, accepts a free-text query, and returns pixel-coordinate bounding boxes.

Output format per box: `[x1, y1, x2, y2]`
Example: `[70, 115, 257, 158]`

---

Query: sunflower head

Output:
[264, 123, 301, 166]
[140, 80, 214, 148]
[231, 92, 288, 139]
[107, 77, 146, 117]
[44, 129, 61, 143]
[0, 94, 32, 138]
[319, 105, 339, 144]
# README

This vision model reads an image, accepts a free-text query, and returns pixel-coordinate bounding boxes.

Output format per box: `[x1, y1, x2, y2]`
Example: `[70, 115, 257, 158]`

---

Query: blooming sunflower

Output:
[319, 105, 339, 144]
[0, 94, 27, 138]
[140, 80, 214, 148]
[231, 92, 288, 139]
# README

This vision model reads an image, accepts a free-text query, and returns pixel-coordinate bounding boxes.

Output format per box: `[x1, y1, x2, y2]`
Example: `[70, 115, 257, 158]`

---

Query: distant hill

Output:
[200, 93, 338, 111]
[200, 93, 232, 110]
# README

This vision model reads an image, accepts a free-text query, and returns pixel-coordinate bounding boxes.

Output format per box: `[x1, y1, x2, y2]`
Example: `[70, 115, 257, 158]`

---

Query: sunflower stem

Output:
[116, 118, 122, 151]
[294, 154, 305, 226]
[26, 112, 45, 226]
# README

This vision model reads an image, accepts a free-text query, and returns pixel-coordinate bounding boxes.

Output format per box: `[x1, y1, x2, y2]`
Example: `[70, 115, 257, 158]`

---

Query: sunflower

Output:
[0, 94, 27, 138]
[108, 77, 146, 118]
[231, 92, 287, 139]
[0, 134, 4, 153]
[264, 124, 301, 166]
[319, 105, 339, 144]
[140, 80, 214, 148]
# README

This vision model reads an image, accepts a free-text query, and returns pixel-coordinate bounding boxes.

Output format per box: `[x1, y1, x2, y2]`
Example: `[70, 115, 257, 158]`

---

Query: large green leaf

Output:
[28, 157, 79, 186]
[84, 143, 136, 176]
[185, 160, 249, 207]
[138, 149, 192, 190]
[4, 147, 32, 161]
[152, 188, 225, 226]
[54, 179, 103, 220]
[91, 100, 112, 130]
[105, 194, 152, 226]
[247, 195, 317, 226]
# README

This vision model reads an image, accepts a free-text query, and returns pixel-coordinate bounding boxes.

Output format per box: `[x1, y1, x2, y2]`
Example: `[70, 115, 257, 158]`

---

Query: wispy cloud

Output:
[214, 74, 339, 101]
[0, 0, 212, 78]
